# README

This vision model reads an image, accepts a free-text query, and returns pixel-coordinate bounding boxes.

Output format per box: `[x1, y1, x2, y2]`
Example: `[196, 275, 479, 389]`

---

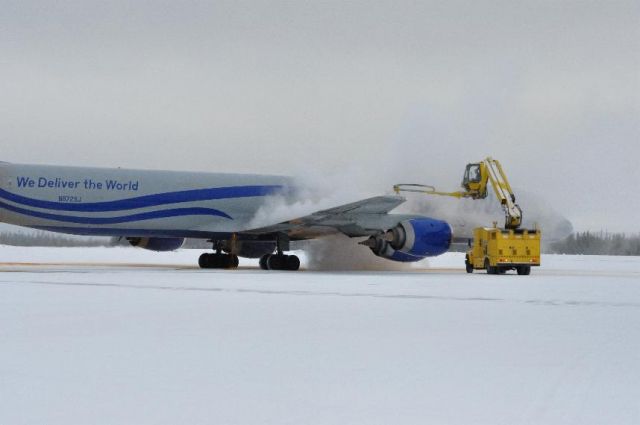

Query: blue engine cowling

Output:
[366, 218, 452, 262]
[128, 237, 185, 252]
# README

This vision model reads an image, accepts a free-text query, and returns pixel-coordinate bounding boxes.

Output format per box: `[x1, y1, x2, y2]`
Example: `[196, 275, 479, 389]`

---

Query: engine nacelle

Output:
[366, 218, 452, 262]
[128, 237, 185, 252]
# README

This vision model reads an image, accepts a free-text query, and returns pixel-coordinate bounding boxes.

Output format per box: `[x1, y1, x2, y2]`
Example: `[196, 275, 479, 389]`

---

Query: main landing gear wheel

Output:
[198, 253, 239, 269]
[259, 254, 300, 271]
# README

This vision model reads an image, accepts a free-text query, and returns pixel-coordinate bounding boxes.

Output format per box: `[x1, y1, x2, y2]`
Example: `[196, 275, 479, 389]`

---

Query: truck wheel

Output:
[485, 258, 497, 275]
[465, 256, 473, 273]
[517, 266, 531, 275]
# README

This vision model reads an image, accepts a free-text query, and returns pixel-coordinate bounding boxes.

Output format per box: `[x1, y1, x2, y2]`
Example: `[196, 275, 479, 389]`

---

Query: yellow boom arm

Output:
[391, 184, 468, 198]
[394, 157, 523, 229]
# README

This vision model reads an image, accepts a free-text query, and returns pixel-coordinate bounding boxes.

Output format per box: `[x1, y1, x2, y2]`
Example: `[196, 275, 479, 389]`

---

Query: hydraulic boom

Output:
[393, 157, 540, 275]
[394, 157, 523, 229]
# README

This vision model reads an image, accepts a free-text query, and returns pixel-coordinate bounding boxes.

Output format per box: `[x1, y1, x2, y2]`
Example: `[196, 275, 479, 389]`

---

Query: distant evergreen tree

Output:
[549, 232, 640, 256]
[0, 230, 113, 247]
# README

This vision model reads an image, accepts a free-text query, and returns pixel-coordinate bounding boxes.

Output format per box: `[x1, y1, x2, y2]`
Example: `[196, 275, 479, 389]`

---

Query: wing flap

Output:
[243, 195, 406, 238]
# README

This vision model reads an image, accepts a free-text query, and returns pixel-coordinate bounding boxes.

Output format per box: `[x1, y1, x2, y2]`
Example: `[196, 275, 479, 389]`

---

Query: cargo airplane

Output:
[0, 162, 451, 270]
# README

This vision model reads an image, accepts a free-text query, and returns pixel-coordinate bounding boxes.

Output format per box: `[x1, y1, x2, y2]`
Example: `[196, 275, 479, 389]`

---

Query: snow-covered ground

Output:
[1, 247, 639, 425]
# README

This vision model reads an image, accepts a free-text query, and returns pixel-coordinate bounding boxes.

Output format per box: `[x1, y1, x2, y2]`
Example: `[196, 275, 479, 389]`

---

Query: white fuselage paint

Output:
[0, 162, 292, 238]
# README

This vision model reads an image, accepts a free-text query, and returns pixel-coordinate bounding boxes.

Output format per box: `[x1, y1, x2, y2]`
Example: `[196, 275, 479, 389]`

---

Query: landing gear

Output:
[259, 254, 300, 271]
[198, 234, 301, 271]
[198, 253, 239, 269]
[258, 233, 300, 271]
[259, 254, 269, 270]
[199, 240, 240, 269]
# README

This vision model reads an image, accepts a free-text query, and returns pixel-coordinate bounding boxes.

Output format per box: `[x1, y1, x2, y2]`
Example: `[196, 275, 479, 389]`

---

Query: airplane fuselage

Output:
[0, 161, 291, 239]
[0, 161, 452, 269]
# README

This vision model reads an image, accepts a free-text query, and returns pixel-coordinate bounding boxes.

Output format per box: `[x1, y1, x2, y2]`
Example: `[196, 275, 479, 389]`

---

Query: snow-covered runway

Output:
[1, 248, 639, 424]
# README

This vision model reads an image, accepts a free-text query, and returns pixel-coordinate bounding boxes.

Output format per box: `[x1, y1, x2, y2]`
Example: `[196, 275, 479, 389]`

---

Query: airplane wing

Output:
[243, 195, 412, 240]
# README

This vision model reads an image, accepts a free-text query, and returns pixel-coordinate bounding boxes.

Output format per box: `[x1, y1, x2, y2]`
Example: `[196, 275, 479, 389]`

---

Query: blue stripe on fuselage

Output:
[0, 185, 283, 212]
[32, 225, 234, 239]
[0, 200, 232, 224]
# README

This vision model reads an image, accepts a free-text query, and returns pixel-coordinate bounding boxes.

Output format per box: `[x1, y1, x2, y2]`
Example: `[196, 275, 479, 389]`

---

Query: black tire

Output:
[198, 253, 210, 269]
[485, 258, 497, 275]
[214, 255, 223, 268]
[286, 255, 300, 271]
[199, 253, 238, 269]
[259, 254, 269, 270]
[267, 254, 284, 270]
[465, 256, 473, 273]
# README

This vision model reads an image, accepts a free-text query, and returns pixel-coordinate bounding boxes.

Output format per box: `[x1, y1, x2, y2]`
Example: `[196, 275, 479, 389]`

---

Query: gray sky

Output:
[1, 1, 639, 232]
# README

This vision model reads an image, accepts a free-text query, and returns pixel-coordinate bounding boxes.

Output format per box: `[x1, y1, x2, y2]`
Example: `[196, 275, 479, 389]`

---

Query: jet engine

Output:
[128, 237, 185, 252]
[363, 218, 452, 262]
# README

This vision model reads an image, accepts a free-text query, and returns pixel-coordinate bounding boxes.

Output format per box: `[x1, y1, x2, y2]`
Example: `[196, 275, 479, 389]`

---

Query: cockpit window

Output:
[468, 164, 481, 182]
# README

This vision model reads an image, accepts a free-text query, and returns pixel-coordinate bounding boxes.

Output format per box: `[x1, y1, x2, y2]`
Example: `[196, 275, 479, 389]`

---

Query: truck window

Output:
[468, 165, 481, 182]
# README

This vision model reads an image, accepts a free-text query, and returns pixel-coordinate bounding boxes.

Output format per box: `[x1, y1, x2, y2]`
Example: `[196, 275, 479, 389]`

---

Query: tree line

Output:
[548, 231, 640, 256]
[0, 230, 113, 247]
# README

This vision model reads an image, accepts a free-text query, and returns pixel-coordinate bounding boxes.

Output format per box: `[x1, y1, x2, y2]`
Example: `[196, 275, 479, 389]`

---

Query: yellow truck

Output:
[395, 157, 541, 275]
[465, 226, 541, 275]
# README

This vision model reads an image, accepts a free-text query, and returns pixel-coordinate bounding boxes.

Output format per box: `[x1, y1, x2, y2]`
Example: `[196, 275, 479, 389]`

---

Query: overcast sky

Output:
[1, 1, 638, 232]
